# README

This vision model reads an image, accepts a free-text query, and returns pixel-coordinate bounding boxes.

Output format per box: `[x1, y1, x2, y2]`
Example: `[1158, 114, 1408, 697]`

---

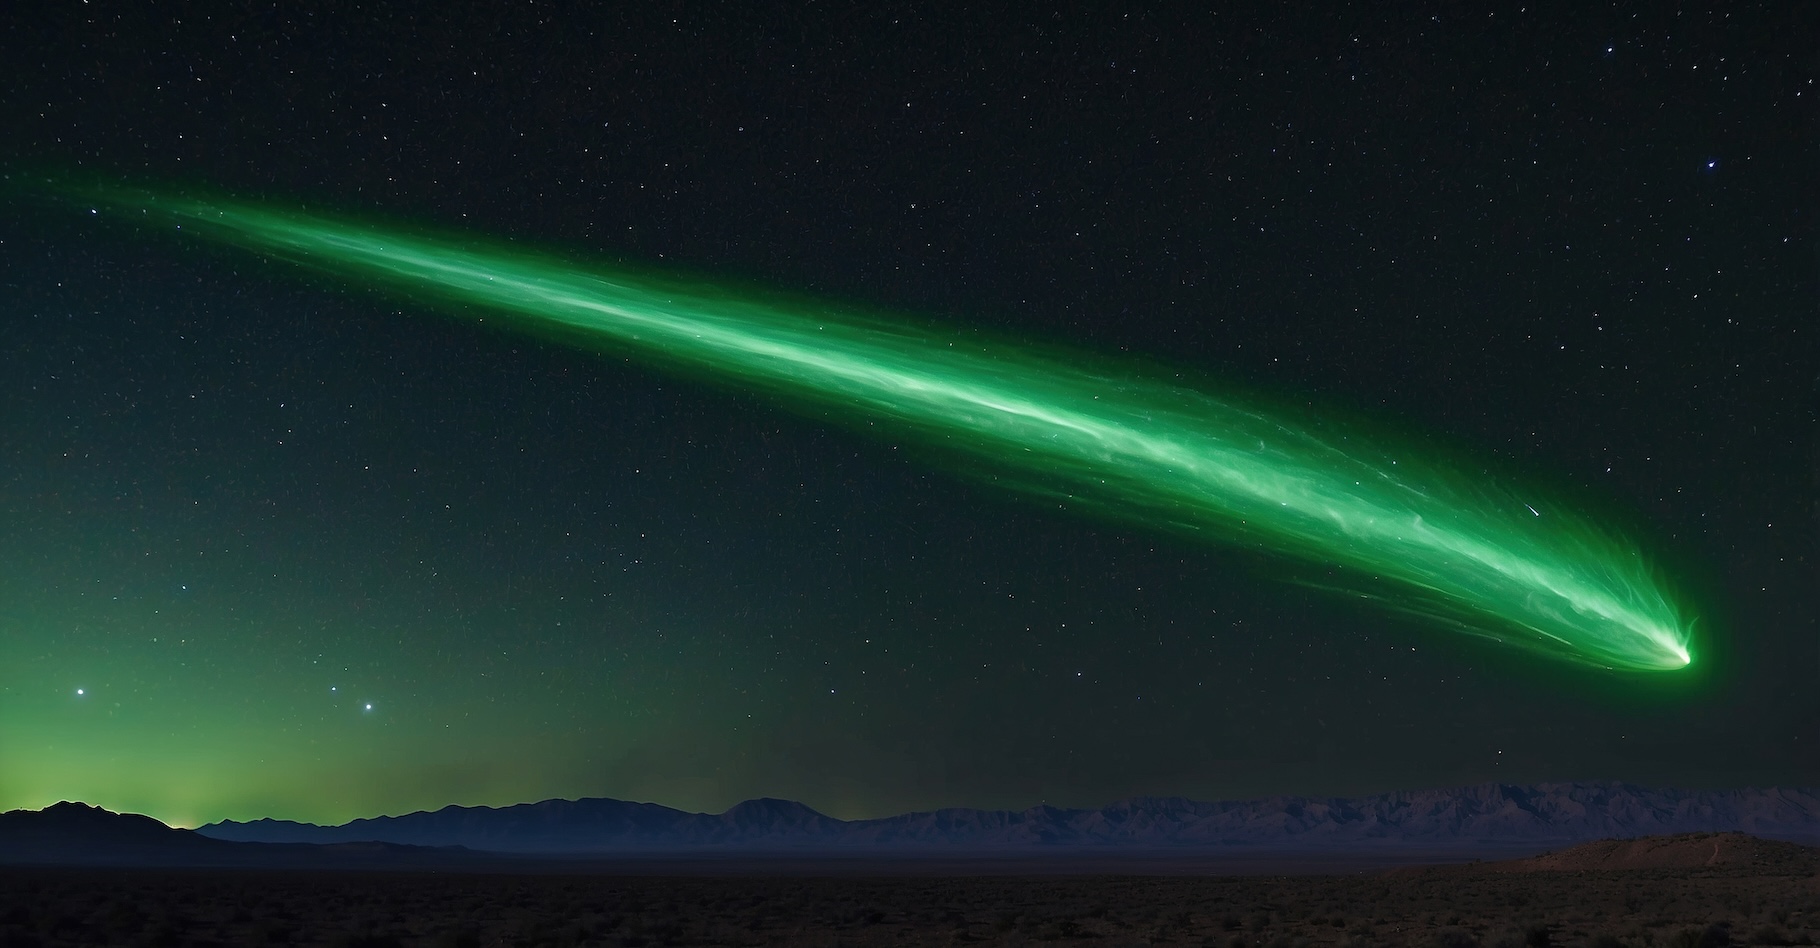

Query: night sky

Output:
[1, 4, 1813, 830]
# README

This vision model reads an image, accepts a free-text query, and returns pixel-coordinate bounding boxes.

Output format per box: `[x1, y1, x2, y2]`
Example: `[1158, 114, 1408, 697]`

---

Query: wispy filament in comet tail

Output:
[89, 186, 1694, 672]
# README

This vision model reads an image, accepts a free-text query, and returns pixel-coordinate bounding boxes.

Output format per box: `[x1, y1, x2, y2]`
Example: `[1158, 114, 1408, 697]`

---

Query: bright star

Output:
[75, 688, 85, 696]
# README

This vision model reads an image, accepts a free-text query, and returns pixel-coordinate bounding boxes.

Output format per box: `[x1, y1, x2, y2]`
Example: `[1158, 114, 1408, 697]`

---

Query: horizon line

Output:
[14, 777, 1819, 831]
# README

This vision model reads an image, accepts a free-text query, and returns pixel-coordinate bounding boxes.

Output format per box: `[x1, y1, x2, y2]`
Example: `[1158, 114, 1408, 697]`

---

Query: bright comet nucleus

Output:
[73, 184, 1697, 673]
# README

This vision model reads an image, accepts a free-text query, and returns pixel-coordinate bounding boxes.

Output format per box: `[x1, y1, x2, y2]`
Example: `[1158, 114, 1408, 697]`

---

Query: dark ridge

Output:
[1483, 831, 1820, 872]
[195, 781, 1820, 855]
[0, 802, 499, 869]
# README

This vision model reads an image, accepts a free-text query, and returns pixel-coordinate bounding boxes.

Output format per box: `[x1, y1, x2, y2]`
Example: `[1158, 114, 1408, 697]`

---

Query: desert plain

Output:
[0, 833, 1815, 948]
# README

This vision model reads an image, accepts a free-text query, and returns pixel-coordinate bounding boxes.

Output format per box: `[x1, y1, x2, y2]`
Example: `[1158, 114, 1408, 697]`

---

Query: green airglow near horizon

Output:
[84, 186, 1694, 672]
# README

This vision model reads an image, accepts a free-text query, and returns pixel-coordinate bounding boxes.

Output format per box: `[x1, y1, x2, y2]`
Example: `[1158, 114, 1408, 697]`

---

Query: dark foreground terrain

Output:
[1, 837, 1815, 948]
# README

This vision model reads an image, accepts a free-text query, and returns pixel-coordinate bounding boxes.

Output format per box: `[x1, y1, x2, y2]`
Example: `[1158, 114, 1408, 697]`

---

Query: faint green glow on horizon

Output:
[83, 185, 1693, 672]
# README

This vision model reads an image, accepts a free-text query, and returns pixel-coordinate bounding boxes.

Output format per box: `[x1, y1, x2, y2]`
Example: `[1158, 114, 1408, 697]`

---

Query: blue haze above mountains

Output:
[197, 783, 1820, 854]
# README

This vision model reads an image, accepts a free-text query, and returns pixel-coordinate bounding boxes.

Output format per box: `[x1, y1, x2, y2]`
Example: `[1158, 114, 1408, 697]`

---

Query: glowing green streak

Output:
[93, 188, 1693, 672]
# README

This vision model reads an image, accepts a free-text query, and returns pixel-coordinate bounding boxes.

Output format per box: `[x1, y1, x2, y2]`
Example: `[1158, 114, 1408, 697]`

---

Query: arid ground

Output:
[0, 835, 1814, 948]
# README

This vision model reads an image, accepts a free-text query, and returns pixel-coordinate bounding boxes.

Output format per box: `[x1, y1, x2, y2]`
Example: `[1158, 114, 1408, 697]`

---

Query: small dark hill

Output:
[0, 801, 225, 864]
[714, 798, 840, 840]
[0, 801, 205, 844]
[1486, 832, 1820, 872]
[0, 803, 501, 868]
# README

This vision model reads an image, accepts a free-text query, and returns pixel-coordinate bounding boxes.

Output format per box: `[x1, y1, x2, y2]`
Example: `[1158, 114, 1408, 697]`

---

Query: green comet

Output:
[76, 185, 1693, 672]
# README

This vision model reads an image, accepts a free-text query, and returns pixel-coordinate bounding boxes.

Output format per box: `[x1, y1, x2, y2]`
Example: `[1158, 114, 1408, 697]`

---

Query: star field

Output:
[0, 4, 1811, 828]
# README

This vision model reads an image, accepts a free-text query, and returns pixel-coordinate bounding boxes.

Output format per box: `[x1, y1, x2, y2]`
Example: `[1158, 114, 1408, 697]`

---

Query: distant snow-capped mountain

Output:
[197, 782, 1820, 854]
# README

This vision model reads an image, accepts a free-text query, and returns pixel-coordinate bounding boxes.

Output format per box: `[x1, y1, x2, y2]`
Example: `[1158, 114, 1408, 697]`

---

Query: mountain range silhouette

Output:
[191, 781, 1820, 854]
